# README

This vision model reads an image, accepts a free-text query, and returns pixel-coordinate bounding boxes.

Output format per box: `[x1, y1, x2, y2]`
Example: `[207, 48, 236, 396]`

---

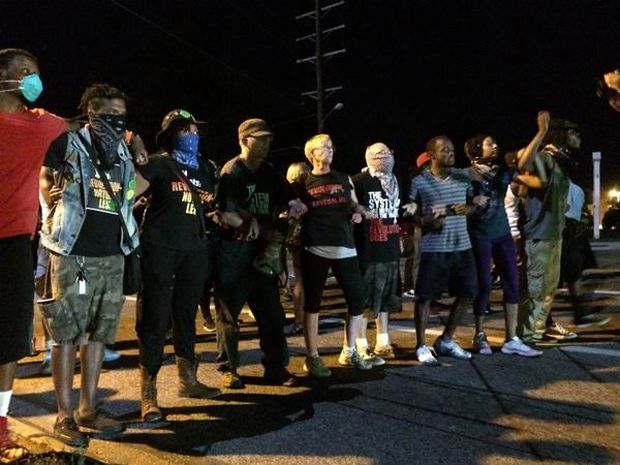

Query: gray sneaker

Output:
[338, 348, 373, 370]
[433, 337, 472, 360]
[416, 345, 440, 366]
[303, 354, 332, 378]
[359, 348, 386, 367]
[473, 332, 492, 355]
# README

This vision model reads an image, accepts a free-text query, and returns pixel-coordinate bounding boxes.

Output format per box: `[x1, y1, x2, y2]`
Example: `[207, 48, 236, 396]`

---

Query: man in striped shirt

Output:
[409, 136, 478, 366]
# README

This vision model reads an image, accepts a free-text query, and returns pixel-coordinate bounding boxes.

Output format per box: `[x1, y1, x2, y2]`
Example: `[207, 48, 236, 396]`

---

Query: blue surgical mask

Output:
[0, 74, 44, 102]
[171, 133, 200, 169]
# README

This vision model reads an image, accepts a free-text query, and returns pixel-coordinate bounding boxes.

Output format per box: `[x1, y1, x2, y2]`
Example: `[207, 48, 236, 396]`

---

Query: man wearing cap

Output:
[40, 83, 138, 446]
[0, 47, 67, 462]
[214, 118, 306, 388]
[519, 118, 608, 342]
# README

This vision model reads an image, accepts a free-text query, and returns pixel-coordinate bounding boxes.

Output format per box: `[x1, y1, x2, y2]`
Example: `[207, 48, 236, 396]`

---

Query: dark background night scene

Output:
[3, 0, 620, 196]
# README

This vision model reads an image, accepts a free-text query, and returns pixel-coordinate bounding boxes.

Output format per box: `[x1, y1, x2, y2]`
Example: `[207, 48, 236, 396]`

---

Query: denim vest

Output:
[41, 127, 140, 256]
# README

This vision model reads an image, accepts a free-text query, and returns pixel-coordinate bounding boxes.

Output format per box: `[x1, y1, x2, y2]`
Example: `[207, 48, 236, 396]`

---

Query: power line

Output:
[108, 0, 296, 104]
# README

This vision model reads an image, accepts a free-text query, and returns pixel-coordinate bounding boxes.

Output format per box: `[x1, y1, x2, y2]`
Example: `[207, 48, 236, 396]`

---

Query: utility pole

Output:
[296, 0, 345, 132]
[593, 151, 602, 239]
[315, 0, 324, 131]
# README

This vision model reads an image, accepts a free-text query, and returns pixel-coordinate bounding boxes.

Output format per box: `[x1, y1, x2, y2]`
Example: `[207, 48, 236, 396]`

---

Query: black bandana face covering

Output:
[88, 114, 127, 169]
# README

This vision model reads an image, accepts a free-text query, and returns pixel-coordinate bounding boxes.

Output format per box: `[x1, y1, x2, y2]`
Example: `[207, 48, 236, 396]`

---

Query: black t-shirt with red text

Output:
[352, 171, 401, 265]
[296, 170, 354, 248]
[138, 154, 216, 250]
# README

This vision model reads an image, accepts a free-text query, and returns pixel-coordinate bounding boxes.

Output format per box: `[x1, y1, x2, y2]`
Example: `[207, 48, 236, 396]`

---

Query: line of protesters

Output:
[0, 48, 615, 457]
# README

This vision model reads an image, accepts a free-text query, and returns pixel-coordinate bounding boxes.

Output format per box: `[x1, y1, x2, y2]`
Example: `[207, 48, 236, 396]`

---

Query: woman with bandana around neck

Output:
[464, 111, 550, 358]
[134, 110, 221, 423]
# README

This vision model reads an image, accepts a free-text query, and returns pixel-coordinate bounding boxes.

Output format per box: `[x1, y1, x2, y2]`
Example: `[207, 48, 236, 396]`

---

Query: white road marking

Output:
[561, 346, 620, 359]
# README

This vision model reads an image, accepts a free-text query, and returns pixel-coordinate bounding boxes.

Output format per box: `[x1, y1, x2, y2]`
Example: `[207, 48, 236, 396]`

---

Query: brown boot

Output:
[176, 357, 221, 399]
[140, 366, 163, 422]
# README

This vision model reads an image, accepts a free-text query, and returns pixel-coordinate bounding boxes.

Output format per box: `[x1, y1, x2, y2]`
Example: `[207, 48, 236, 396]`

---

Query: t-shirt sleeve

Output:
[216, 169, 243, 212]
[43, 133, 69, 169]
[40, 111, 67, 146]
[409, 176, 420, 203]
[137, 156, 162, 183]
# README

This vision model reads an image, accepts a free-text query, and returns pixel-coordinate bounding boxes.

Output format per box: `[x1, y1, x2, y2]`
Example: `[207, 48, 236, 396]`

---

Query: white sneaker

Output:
[359, 348, 386, 367]
[416, 345, 440, 366]
[338, 348, 373, 370]
[402, 289, 416, 300]
[501, 337, 543, 357]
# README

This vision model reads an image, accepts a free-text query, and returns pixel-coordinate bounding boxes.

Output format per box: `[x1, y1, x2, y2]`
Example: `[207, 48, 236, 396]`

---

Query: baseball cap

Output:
[238, 118, 273, 140]
[160, 109, 206, 131]
[549, 118, 578, 130]
[416, 152, 431, 168]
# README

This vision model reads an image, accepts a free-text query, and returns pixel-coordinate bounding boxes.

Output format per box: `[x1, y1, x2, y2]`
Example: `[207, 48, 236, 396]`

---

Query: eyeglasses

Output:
[247, 134, 273, 142]
[372, 149, 393, 157]
[313, 145, 335, 153]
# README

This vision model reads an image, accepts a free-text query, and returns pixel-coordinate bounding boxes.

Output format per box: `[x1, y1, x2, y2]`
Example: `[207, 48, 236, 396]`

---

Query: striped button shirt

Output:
[410, 168, 472, 252]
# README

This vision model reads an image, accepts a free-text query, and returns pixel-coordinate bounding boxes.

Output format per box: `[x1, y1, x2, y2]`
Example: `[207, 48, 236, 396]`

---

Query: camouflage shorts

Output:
[48, 253, 124, 345]
[363, 261, 402, 318]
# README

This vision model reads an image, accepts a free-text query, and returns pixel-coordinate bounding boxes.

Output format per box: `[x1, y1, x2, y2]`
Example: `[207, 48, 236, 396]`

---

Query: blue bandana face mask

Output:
[0, 74, 44, 102]
[171, 133, 200, 169]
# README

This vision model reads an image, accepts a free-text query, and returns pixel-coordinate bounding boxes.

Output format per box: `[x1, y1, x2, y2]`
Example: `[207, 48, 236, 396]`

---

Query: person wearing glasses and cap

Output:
[134, 109, 221, 423]
[213, 118, 306, 389]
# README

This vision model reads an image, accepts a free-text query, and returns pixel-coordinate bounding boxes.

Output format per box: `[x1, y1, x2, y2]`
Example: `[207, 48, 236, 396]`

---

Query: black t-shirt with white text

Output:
[352, 171, 401, 266]
[138, 154, 216, 250]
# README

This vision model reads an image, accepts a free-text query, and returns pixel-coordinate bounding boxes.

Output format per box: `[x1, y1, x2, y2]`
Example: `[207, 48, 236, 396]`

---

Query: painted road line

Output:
[561, 345, 620, 359]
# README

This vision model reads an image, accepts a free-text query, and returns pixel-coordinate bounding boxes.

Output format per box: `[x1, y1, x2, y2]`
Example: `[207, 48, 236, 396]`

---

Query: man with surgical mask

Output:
[39, 84, 139, 447]
[0, 48, 67, 462]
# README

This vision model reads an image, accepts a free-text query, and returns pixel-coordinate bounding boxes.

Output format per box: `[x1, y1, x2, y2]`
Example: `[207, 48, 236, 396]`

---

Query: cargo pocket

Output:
[38, 298, 79, 342]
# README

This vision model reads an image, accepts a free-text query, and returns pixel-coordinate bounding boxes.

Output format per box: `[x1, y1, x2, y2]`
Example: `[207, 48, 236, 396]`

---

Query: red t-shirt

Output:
[0, 108, 66, 239]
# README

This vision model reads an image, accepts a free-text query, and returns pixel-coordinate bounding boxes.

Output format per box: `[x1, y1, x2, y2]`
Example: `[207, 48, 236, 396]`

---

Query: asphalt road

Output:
[9, 241, 620, 465]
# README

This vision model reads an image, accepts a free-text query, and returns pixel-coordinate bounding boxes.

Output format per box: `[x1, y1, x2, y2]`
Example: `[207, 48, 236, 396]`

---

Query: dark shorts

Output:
[416, 249, 478, 300]
[363, 261, 402, 317]
[0, 235, 34, 364]
[560, 220, 597, 283]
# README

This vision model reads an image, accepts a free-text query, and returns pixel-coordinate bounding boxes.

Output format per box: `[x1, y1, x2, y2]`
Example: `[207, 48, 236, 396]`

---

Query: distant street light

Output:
[320, 102, 344, 128]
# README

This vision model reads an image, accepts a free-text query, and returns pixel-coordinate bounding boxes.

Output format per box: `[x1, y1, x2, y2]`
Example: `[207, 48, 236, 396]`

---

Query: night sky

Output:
[3, 0, 619, 191]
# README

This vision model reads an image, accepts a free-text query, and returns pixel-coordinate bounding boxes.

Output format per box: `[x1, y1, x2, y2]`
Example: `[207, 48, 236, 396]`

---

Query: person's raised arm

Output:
[517, 110, 550, 172]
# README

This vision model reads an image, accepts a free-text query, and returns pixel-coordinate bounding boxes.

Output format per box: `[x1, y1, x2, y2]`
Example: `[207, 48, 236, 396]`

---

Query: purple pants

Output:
[472, 233, 519, 316]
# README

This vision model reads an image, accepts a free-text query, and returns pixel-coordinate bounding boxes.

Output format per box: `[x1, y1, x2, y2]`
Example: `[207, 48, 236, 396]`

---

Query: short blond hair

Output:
[286, 162, 310, 183]
[304, 133, 331, 160]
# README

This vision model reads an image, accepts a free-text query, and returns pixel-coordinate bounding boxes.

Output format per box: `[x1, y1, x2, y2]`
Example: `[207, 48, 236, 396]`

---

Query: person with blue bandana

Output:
[134, 109, 221, 423]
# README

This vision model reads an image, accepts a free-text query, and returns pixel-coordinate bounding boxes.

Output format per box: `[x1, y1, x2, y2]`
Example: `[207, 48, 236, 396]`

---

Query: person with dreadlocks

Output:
[464, 111, 550, 357]
[40, 83, 139, 447]
[352, 142, 411, 363]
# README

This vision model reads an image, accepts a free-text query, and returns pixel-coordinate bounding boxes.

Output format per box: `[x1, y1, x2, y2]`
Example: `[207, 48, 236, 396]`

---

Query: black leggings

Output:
[301, 250, 364, 316]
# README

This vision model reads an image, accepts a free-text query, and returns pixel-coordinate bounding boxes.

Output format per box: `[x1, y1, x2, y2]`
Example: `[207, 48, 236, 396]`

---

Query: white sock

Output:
[342, 344, 354, 352]
[376, 333, 390, 348]
[308, 350, 319, 358]
[356, 338, 369, 352]
[0, 390, 12, 417]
